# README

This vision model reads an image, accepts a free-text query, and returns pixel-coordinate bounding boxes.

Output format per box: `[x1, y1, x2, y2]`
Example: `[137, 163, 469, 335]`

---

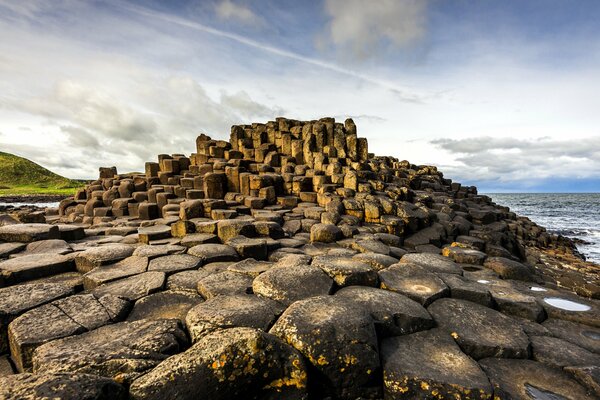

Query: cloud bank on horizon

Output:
[0, 0, 599, 192]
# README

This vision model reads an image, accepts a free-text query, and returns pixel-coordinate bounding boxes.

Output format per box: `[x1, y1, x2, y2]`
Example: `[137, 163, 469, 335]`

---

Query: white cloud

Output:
[322, 0, 428, 59]
[214, 0, 264, 27]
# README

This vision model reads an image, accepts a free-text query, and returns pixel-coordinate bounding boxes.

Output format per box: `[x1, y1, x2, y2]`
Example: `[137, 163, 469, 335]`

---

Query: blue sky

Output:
[0, 0, 599, 192]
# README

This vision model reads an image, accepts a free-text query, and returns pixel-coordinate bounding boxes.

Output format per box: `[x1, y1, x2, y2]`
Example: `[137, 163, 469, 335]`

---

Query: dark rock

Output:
[543, 318, 600, 354]
[381, 329, 493, 399]
[312, 255, 378, 287]
[270, 295, 380, 399]
[310, 223, 342, 243]
[479, 358, 595, 400]
[226, 235, 268, 260]
[197, 271, 253, 299]
[379, 264, 449, 306]
[564, 365, 600, 398]
[180, 233, 219, 247]
[252, 264, 334, 306]
[127, 290, 202, 323]
[93, 271, 165, 301]
[185, 294, 283, 342]
[439, 273, 493, 306]
[442, 246, 487, 265]
[0, 373, 127, 400]
[352, 252, 398, 270]
[428, 298, 530, 360]
[129, 327, 308, 400]
[399, 252, 463, 275]
[166, 269, 212, 292]
[336, 286, 434, 336]
[147, 254, 202, 274]
[483, 257, 535, 281]
[531, 335, 600, 368]
[32, 319, 188, 383]
[488, 284, 546, 322]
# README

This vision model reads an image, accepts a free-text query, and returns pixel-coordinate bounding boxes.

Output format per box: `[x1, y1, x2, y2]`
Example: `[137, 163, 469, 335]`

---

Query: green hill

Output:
[0, 151, 83, 195]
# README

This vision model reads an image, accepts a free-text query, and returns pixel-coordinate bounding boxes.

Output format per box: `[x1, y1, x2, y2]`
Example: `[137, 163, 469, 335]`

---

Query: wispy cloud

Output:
[214, 0, 264, 27]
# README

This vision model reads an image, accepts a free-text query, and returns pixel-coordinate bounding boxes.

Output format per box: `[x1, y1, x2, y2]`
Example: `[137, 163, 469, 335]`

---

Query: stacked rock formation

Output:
[0, 117, 599, 400]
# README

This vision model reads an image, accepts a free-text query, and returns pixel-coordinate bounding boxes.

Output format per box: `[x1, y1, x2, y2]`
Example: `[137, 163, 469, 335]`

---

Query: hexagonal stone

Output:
[197, 271, 253, 299]
[335, 286, 434, 337]
[438, 273, 492, 306]
[217, 219, 255, 242]
[137, 225, 172, 244]
[8, 294, 129, 372]
[270, 295, 380, 399]
[488, 284, 545, 322]
[312, 255, 378, 287]
[0, 373, 126, 400]
[127, 290, 202, 323]
[483, 257, 535, 281]
[132, 244, 186, 258]
[32, 319, 188, 383]
[147, 254, 202, 274]
[429, 298, 530, 360]
[227, 258, 272, 277]
[24, 239, 72, 255]
[543, 318, 600, 354]
[352, 252, 398, 270]
[442, 246, 487, 265]
[379, 264, 449, 307]
[530, 335, 600, 368]
[0, 254, 74, 285]
[180, 233, 219, 247]
[74, 244, 135, 273]
[252, 264, 334, 306]
[479, 358, 595, 400]
[188, 244, 239, 263]
[0, 282, 74, 353]
[129, 327, 308, 400]
[0, 224, 59, 243]
[82, 256, 148, 290]
[226, 236, 268, 260]
[93, 271, 165, 301]
[381, 329, 493, 399]
[399, 252, 463, 275]
[352, 239, 390, 255]
[0, 242, 26, 259]
[185, 295, 283, 342]
[309, 223, 342, 243]
[166, 269, 212, 292]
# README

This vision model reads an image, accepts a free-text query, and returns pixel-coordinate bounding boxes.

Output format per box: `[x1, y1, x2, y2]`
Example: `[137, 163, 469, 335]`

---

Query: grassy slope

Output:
[0, 151, 83, 195]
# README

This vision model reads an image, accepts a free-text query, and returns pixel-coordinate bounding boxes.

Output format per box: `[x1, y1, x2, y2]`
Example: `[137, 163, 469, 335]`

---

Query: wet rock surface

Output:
[1, 117, 598, 398]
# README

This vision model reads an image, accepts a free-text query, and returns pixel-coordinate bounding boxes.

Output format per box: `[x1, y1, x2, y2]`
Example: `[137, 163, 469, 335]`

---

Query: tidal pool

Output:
[529, 286, 548, 292]
[543, 297, 591, 312]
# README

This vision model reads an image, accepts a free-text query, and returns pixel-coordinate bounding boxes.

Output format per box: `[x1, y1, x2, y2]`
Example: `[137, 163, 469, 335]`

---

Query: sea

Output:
[486, 193, 600, 264]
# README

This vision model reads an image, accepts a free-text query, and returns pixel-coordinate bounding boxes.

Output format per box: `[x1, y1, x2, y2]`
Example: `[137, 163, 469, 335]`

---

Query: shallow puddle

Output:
[543, 297, 591, 312]
[529, 286, 547, 292]
[582, 330, 600, 340]
[525, 384, 567, 400]
[476, 279, 490, 284]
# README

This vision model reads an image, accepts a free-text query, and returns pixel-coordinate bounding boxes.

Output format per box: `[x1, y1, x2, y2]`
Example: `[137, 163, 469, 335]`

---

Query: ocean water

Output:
[0, 202, 60, 208]
[487, 193, 600, 264]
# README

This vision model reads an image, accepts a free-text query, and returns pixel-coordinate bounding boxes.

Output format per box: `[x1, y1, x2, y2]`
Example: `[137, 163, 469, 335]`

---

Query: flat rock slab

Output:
[75, 244, 135, 273]
[0, 224, 59, 243]
[483, 257, 535, 281]
[335, 286, 434, 336]
[197, 271, 254, 299]
[137, 225, 172, 244]
[439, 273, 493, 306]
[147, 254, 202, 274]
[226, 258, 272, 277]
[312, 255, 378, 287]
[399, 253, 463, 275]
[32, 319, 188, 383]
[188, 243, 240, 263]
[428, 298, 530, 360]
[530, 335, 600, 368]
[185, 294, 283, 342]
[180, 233, 219, 247]
[166, 269, 212, 292]
[270, 295, 380, 399]
[352, 252, 398, 270]
[0, 253, 74, 285]
[8, 294, 129, 372]
[24, 239, 72, 255]
[479, 358, 595, 400]
[442, 246, 487, 265]
[381, 329, 493, 399]
[252, 264, 334, 306]
[543, 318, 600, 354]
[488, 284, 545, 322]
[352, 239, 390, 255]
[379, 264, 449, 307]
[0, 282, 74, 353]
[129, 327, 308, 400]
[132, 244, 186, 258]
[93, 271, 165, 301]
[226, 236, 268, 260]
[127, 290, 202, 323]
[0, 373, 127, 400]
[82, 256, 148, 290]
[0, 242, 26, 258]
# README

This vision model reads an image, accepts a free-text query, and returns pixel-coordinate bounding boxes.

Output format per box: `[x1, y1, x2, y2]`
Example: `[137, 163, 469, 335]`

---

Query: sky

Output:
[0, 0, 599, 192]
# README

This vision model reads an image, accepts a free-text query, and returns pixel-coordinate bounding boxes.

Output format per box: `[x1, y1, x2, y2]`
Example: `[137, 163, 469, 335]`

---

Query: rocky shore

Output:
[0, 117, 598, 399]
